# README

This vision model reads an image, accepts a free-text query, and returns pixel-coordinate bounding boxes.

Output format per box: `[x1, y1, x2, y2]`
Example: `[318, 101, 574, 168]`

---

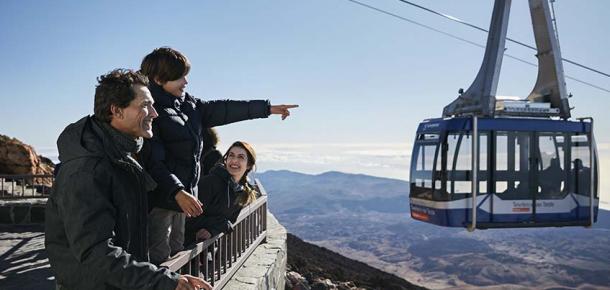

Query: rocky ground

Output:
[285, 233, 426, 290]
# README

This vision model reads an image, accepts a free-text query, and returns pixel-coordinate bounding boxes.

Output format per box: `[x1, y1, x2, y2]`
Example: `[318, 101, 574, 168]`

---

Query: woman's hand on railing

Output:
[176, 274, 212, 290]
[196, 228, 212, 241]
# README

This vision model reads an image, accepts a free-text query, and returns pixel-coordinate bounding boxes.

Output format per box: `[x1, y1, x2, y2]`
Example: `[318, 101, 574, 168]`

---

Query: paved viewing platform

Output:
[0, 213, 286, 290]
[0, 224, 52, 289]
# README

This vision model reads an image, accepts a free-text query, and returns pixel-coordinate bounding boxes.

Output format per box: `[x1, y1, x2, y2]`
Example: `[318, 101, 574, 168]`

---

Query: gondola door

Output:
[532, 132, 570, 223]
[493, 131, 535, 223]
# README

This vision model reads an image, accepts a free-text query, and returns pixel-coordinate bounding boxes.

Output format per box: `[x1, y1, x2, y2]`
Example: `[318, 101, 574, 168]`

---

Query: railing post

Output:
[240, 221, 244, 254]
[227, 233, 233, 268]
[248, 214, 253, 246]
[0, 174, 54, 199]
[190, 255, 199, 276]
[245, 215, 249, 247]
[221, 235, 227, 274]
[212, 241, 217, 283]
[202, 247, 209, 281]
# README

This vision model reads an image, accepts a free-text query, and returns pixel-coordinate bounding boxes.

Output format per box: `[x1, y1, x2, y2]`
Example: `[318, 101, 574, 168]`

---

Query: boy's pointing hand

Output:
[270, 104, 299, 120]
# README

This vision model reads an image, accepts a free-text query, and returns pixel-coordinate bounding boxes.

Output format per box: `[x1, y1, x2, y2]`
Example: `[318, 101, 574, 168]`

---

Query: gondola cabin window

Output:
[571, 134, 596, 198]
[410, 133, 440, 200]
[445, 132, 488, 199]
[495, 131, 531, 200]
[537, 133, 568, 199]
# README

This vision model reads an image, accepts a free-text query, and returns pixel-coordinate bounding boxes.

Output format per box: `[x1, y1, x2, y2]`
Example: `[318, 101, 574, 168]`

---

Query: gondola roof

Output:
[417, 117, 592, 134]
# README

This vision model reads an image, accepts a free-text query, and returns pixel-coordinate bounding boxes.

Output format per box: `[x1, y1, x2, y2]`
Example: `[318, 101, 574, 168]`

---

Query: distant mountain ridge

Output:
[256, 169, 610, 289]
[257, 170, 409, 213]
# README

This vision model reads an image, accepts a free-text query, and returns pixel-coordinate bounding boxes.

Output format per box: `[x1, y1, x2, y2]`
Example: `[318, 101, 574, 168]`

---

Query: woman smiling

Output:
[185, 141, 258, 244]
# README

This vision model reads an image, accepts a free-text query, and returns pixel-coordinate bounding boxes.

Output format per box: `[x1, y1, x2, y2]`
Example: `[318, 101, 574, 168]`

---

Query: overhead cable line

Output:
[396, 0, 610, 79]
[344, 0, 610, 94]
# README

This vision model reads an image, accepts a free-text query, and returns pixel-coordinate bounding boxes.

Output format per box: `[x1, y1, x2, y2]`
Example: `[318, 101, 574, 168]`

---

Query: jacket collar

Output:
[98, 120, 142, 154]
[149, 82, 183, 110]
[211, 164, 246, 189]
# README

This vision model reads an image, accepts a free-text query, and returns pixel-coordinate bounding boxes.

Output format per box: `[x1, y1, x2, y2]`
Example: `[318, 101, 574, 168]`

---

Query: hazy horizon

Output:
[33, 141, 610, 210]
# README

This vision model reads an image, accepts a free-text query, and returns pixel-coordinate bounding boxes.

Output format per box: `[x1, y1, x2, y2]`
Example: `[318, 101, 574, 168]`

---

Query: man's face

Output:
[111, 85, 158, 139]
[161, 75, 188, 98]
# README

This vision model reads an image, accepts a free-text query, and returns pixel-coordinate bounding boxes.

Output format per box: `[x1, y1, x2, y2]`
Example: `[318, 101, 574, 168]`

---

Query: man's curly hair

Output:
[94, 69, 149, 123]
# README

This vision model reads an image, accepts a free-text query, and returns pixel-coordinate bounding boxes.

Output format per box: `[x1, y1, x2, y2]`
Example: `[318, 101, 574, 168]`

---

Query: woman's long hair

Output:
[223, 141, 257, 206]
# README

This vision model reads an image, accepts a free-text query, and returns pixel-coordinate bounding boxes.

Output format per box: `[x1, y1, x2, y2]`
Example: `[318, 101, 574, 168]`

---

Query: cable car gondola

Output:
[409, 0, 599, 230]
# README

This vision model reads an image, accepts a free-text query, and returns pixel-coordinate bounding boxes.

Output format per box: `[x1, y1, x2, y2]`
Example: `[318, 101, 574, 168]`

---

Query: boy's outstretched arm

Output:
[197, 99, 298, 127]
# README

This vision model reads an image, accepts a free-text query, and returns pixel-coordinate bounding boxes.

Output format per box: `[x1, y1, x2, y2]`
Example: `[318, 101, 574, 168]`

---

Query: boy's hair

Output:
[140, 47, 191, 84]
[94, 69, 149, 123]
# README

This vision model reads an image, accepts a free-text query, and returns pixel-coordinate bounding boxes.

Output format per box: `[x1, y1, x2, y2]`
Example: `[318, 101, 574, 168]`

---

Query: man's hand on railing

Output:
[175, 190, 203, 217]
[176, 274, 212, 290]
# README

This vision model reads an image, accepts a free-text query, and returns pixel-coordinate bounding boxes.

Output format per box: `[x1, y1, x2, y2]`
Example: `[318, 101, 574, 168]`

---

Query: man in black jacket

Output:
[45, 69, 210, 290]
[139, 47, 297, 264]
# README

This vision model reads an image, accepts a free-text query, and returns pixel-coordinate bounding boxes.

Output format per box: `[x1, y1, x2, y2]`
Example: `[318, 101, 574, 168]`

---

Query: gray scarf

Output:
[98, 120, 156, 192]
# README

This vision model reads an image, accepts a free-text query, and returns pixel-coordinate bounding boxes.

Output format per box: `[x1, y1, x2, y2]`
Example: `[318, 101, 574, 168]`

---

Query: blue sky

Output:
[1, 1, 609, 205]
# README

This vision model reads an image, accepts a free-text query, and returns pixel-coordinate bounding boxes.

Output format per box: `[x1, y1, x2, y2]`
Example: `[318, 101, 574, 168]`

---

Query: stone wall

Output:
[224, 213, 287, 290]
[0, 198, 47, 224]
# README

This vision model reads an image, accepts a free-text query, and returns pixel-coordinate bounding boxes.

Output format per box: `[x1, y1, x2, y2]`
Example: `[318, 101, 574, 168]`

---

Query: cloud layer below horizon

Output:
[38, 142, 609, 209]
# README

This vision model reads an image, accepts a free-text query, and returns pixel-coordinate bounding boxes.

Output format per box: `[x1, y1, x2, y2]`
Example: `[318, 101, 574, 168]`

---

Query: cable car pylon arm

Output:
[443, 0, 571, 119]
[527, 0, 570, 119]
[443, 0, 511, 118]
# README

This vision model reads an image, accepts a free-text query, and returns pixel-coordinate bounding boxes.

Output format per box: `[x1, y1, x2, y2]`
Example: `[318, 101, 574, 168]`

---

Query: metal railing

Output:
[0, 174, 53, 199]
[1, 174, 270, 288]
[161, 179, 269, 289]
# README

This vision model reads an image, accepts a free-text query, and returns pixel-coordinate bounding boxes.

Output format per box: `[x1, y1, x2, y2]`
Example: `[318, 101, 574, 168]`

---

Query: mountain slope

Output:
[287, 233, 426, 290]
[256, 170, 610, 289]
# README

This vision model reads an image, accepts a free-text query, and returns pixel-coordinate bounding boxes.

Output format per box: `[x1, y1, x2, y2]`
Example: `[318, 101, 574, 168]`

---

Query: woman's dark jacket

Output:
[141, 83, 269, 211]
[44, 116, 179, 290]
[185, 165, 252, 244]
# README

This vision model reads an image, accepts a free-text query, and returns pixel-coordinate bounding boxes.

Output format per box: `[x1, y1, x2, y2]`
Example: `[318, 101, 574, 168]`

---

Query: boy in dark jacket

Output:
[45, 69, 210, 290]
[139, 47, 297, 264]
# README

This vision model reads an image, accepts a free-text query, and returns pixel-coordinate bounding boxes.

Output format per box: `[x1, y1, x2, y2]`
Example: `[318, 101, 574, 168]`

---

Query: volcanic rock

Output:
[0, 134, 54, 186]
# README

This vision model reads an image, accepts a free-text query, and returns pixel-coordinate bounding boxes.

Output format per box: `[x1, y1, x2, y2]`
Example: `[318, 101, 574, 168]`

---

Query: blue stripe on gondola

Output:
[410, 204, 597, 227]
[417, 117, 591, 134]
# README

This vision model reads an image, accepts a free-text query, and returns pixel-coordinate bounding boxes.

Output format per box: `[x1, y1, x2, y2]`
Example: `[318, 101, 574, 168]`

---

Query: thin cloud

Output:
[35, 141, 610, 209]
[252, 142, 411, 180]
